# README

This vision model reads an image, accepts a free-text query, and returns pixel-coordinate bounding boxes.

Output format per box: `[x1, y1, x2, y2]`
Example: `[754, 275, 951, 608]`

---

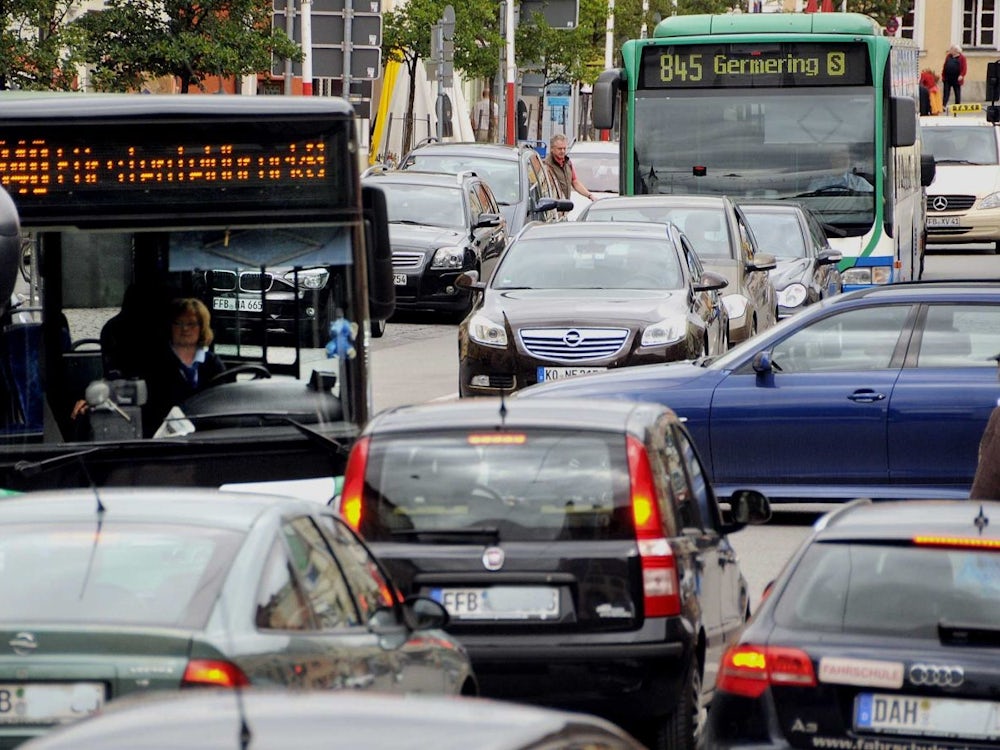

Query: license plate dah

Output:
[855, 692, 1000, 740]
[393, 273, 407, 286]
[431, 586, 559, 620]
[926, 216, 961, 227]
[213, 297, 263, 312]
[0, 683, 104, 725]
[537, 366, 606, 382]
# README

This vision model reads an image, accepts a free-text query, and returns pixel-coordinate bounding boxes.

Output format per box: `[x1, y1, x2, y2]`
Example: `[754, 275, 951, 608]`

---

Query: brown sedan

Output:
[458, 221, 727, 397]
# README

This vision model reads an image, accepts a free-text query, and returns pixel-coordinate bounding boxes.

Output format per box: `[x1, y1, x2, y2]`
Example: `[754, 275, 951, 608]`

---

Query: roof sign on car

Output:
[913, 536, 1000, 549]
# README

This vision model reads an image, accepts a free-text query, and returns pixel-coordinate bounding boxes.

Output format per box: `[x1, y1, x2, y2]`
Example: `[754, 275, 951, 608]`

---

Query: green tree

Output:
[75, 0, 300, 93]
[846, 0, 908, 26]
[0, 0, 86, 91]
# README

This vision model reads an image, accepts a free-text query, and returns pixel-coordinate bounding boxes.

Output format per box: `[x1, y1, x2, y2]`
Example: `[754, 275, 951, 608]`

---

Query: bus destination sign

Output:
[640, 43, 870, 89]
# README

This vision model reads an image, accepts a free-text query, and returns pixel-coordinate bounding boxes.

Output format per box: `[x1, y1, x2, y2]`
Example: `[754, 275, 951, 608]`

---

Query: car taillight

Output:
[717, 644, 816, 698]
[182, 659, 250, 688]
[341, 436, 370, 530]
[627, 435, 680, 618]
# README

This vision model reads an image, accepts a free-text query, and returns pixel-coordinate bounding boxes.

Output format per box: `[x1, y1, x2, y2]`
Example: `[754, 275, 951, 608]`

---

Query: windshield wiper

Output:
[176, 412, 353, 456]
[390, 527, 500, 543]
[934, 159, 979, 165]
[390, 220, 426, 225]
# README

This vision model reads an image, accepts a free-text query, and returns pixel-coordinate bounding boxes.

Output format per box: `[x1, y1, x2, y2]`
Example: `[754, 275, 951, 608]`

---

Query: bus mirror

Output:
[593, 69, 624, 131]
[920, 153, 936, 187]
[987, 61, 1000, 102]
[890, 96, 916, 148]
[0, 186, 20, 308]
[988, 105, 1000, 124]
[362, 185, 396, 323]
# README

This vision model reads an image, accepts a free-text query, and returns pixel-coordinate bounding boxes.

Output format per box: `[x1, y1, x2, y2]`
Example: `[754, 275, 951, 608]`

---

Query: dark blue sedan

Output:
[519, 282, 1000, 502]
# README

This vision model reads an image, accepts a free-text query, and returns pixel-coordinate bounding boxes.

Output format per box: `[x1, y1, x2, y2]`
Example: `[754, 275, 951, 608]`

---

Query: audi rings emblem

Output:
[931, 196, 950, 212]
[908, 664, 964, 687]
[562, 330, 583, 347]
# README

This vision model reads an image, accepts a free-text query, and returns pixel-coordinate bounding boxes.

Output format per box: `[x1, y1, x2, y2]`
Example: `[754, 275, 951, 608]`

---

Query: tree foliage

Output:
[846, 0, 908, 26]
[0, 0, 86, 90]
[75, 0, 301, 93]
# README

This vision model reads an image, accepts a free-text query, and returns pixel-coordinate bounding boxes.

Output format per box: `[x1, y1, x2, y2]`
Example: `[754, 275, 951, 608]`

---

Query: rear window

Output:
[0, 522, 242, 627]
[773, 542, 1000, 638]
[359, 430, 634, 542]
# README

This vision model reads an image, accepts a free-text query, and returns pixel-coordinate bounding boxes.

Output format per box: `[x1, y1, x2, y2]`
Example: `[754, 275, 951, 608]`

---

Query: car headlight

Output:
[722, 295, 749, 320]
[641, 317, 686, 346]
[431, 246, 467, 270]
[777, 283, 807, 309]
[980, 192, 1000, 210]
[843, 266, 891, 286]
[467, 311, 508, 348]
[283, 268, 329, 290]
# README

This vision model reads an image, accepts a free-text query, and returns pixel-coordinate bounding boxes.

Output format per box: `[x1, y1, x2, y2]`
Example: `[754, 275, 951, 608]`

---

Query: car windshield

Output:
[921, 126, 999, 164]
[570, 152, 619, 193]
[741, 210, 807, 259]
[492, 236, 685, 290]
[583, 204, 733, 260]
[378, 183, 465, 228]
[774, 541, 1000, 637]
[360, 430, 633, 542]
[402, 154, 521, 204]
[0, 522, 242, 627]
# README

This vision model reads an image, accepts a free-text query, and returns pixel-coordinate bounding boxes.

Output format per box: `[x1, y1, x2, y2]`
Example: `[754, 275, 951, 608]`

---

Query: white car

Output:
[921, 114, 1000, 252]
[567, 140, 620, 219]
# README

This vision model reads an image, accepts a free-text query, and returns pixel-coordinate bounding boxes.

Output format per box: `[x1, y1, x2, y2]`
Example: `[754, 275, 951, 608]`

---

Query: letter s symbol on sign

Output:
[827, 52, 846, 76]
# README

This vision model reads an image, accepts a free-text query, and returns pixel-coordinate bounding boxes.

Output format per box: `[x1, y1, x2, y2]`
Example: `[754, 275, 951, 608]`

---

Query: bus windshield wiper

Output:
[390, 220, 427, 225]
[176, 412, 353, 456]
[390, 527, 500, 543]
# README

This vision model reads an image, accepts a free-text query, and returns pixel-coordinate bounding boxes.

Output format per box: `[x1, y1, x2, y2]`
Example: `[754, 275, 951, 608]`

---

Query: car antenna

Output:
[498, 388, 508, 427]
[78, 456, 105, 601]
[214, 567, 252, 749]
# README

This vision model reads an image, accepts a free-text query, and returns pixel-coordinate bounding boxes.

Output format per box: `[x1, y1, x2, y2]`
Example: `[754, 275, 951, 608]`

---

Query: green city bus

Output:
[0, 94, 394, 493]
[592, 12, 933, 290]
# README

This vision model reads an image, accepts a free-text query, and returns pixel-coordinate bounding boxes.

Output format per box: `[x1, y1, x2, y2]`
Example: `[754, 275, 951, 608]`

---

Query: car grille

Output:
[927, 195, 976, 212]
[519, 328, 629, 361]
[206, 270, 274, 293]
[393, 251, 424, 269]
[927, 227, 973, 236]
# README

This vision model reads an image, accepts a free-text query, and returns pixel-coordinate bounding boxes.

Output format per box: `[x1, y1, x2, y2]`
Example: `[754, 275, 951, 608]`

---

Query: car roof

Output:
[736, 200, 807, 214]
[406, 141, 530, 162]
[813, 499, 1000, 543]
[362, 170, 475, 188]
[514, 220, 671, 240]
[25, 690, 639, 750]
[365, 397, 676, 437]
[589, 194, 731, 209]
[920, 115, 991, 128]
[568, 141, 619, 154]
[825, 280, 1000, 305]
[0, 487, 316, 529]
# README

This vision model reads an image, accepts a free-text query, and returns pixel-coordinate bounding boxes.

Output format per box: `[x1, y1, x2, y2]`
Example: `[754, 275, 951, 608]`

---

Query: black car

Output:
[457, 221, 729, 397]
[737, 200, 843, 318]
[398, 140, 572, 235]
[361, 169, 508, 316]
[339, 397, 772, 750]
[705, 499, 1000, 750]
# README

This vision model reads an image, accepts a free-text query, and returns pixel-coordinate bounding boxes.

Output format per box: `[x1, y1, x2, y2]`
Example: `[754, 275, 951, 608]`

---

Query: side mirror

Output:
[455, 270, 486, 291]
[721, 489, 772, 534]
[593, 68, 623, 131]
[891, 95, 917, 148]
[920, 152, 937, 187]
[693, 270, 728, 292]
[534, 197, 560, 213]
[748, 253, 777, 272]
[401, 596, 450, 631]
[816, 248, 842, 266]
[751, 350, 774, 374]
[476, 212, 502, 229]
[362, 185, 396, 324]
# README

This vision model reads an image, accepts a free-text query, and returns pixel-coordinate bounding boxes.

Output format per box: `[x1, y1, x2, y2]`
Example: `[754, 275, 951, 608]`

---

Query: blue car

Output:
[519, 282, 1000, 502]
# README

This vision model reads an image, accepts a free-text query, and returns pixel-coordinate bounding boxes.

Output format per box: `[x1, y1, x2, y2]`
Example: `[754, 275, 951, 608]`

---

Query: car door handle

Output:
[847, 389, 887, 403]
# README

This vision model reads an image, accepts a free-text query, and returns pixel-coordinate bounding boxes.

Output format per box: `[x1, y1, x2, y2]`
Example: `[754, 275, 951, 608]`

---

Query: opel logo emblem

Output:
[563, 330, 583, 347]
[931, 196, 949, 212]
[908, 664, 964, 687]
[482, 546, 505, 571]
[10, 632, 37, 656]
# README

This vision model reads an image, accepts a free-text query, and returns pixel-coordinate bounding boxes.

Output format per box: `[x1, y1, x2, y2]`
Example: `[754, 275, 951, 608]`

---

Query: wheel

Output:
[206, 363, 272, 387]
[371, 318, 386, 338]
[644, 658, 703, 750]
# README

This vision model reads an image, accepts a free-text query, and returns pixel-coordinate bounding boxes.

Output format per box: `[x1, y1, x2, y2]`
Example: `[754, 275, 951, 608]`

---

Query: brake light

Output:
[717, 644, 816, 698]
[627, 435, 680, 617]
[182, 659, 250, 687]
[341, 436, 370, 530]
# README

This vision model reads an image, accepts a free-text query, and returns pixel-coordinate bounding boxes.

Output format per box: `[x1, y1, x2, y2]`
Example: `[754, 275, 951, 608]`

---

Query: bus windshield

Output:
[633, 89, 876, 229]
[0, 95, 393, 492]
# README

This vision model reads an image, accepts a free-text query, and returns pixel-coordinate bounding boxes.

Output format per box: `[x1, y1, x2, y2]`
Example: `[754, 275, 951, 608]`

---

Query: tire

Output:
[645, 658, 703, 750]
[371, 317, 386, 338]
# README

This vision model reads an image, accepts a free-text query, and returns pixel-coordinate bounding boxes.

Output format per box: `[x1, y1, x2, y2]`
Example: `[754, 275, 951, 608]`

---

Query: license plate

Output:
[393, 273, 407, 286]
[926, 216, 961, 227]
[855, 692, 1000, 740]
[537, 366, 606, 382]
[213, 297, 263, 312]
[430, 586, 559, 620]
[0, 683, 104, 725]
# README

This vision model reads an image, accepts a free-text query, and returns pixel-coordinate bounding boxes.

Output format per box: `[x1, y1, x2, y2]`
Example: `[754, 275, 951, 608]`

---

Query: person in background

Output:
[543, 133, 593, 201]
[143, 298, 226, 436]
[941, 44, 967, 108]
[471, 90, 496, 143]
[971, 355, 1000, 500]
[919, 69, 943, 116]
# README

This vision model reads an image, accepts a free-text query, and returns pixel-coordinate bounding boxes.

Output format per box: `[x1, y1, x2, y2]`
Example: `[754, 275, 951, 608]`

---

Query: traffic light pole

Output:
[505, 0, 516, 144]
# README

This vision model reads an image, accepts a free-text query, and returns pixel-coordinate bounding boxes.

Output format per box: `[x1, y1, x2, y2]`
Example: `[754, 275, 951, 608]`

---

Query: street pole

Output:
[343, 0, 354, 100]
[600, 0, 614, 141]
[302, 0, 313, 95]
[284, 0, 295, 95]
[505, 0, 516, 145]
[435, 23, 444, 141]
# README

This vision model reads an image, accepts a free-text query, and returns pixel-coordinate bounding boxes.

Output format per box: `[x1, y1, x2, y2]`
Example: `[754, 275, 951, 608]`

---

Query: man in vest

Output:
[543, 133, 593, 201]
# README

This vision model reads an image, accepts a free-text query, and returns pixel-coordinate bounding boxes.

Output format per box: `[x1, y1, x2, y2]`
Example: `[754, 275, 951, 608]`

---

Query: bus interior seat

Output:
[63, 339, 104, 407]
[2, 321, 44, 434]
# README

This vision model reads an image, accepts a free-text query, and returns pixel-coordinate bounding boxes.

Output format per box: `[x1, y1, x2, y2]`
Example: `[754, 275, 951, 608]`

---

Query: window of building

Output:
[964, 0, 996, 49]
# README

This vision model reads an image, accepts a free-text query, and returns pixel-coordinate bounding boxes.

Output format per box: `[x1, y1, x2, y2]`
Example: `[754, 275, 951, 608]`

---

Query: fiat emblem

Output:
[482, 546, 505, 571]
[931, 196, 949, 211]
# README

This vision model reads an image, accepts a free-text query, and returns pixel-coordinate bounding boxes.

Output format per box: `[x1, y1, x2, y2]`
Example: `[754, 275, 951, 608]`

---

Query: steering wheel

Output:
[206, 363, 272, 387]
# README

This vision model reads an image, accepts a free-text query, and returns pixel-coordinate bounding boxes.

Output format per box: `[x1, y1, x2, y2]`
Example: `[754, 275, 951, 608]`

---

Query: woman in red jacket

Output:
[941, 44, 967, 108]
